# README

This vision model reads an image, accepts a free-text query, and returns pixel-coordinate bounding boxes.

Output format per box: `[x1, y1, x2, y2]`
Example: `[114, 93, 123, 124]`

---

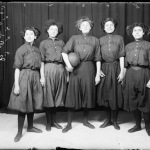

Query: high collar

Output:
[25, 41, 33, 46]
[48, 37, 59, 41]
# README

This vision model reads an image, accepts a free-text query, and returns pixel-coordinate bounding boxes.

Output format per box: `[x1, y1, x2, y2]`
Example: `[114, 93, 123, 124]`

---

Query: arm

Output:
[117, 57, 124, 82]
[14, 68, 20, 95]
[40, 62, 45, 87]
[95, 61, 101, 85]
[62, 52, 74, 72]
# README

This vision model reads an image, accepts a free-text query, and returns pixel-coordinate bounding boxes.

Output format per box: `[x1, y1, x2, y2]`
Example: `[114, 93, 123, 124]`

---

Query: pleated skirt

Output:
[123, 67, 150, 113]
[65, 61, 96, 109]
[97, 61, 123, 110]
[8, 69, 43, 113]
[43, 63, 67, 107]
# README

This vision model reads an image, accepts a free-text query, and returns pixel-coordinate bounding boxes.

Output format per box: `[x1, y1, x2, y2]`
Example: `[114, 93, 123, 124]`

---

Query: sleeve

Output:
[63, 36, 75, 54]
[39, 41, 45, 62]
[13, 47, 24, 69]
[124, 45, 128, 68]
[148, 44, 150, 68]
[119, 36, 125, 58]
[94, 38, 102, 61]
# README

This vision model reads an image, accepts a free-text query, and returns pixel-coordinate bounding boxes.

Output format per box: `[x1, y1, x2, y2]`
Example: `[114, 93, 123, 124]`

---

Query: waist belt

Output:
[130, 65, 147, 70]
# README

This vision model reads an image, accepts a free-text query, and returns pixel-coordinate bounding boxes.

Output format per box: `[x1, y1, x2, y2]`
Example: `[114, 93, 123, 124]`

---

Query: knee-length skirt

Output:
[43, 63, 67, 107]
[123, 67, 150, 113]
[8, 69, 43, 113]
[97, 61, 124, 110]
[65, 61, 96, 109]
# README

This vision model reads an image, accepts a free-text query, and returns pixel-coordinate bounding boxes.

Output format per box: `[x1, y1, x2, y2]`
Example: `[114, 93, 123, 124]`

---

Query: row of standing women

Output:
[8, 16, 150, 142]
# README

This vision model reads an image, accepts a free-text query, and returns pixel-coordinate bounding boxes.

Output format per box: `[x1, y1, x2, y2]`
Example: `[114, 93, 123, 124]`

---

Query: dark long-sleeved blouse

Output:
[13, 42, 41, 70]
[63, 34, 101, 62]
[125, 40, 150, 67]
[39, 38, 65, 63]
[100, 34, 125, 63]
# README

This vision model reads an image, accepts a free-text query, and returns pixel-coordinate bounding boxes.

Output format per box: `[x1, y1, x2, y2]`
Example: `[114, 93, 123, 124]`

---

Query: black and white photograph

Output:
[0, 2, 150, 149]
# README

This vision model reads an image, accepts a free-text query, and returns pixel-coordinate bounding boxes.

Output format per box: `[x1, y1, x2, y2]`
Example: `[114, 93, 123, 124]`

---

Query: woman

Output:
[97, 17, 125, 130]
[39, 19, 67, 131]
[8, 27, 43, 142]
[123, 23, 150, 136]
[62, 16, 101, 133]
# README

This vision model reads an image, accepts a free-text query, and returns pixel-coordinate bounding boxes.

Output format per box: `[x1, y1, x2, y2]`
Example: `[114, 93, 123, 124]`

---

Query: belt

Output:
[130, 65, 147, 70]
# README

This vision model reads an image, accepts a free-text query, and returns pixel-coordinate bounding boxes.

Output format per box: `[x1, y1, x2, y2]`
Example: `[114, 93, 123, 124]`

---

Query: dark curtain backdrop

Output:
[0, 2, 150, 108]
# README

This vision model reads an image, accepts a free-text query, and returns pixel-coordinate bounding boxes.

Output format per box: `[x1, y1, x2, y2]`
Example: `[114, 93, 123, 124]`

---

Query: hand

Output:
[14, 84, 20, 96]
[40, 77, 45, 87]
[95, 74, 100, 85]
[117, 72, 124, 83]
[100, 70, 105, 77]
[146, 80, 150, 88]
[65, 66, 74, 72]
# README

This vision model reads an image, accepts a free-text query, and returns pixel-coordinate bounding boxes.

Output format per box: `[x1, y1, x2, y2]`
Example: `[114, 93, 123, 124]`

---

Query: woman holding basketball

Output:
[61, 16, 101, 133]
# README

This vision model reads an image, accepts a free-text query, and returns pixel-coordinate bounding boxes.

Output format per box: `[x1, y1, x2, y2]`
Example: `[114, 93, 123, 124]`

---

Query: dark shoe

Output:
[113, 122, 120, 130]
[83, 122, 95, 129]
[62, 125, 72, 133]
[146, 129, 150, 136]
[128, 125, 141, 133]
[51, 122, 62, 129]
[100, 120, 112, 128]
[14, 133, 22, 142]
[27, 127, 43, 133]
[46, 123, 51, 131]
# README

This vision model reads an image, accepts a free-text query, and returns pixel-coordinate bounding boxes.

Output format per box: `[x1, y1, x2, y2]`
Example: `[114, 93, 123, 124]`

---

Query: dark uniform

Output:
[39, 38, 67, 107]
[63, 34, 101, 109]
[8, 42, 43, 113]
[123, 40, 150, 113]
[97, 34, 125, 110]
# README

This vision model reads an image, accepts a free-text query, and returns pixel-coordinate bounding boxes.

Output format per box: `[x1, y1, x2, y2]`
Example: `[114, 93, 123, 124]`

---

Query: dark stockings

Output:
[143, 112, 150, 136]
[128, 109, 142, 133]
[62, 108, 74, 133]
[45, 107, 62, 131]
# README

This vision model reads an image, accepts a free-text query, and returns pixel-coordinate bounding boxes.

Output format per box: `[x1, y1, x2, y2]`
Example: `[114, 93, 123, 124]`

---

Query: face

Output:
[47, 25, 58, 38]
[132, 26, 144, 40]
[104, 21, 115, 34]
[79, 21, 91, 34]
[24, 30, 36, 42]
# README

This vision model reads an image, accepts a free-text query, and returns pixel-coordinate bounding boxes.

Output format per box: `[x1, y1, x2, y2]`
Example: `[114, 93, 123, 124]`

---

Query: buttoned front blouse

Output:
[13, 42, 41, 70]
[100, 34, 125, 63]
[125, 40, 150, 67]
[63, 35, 101, 62]
[39, 38, 65, 63]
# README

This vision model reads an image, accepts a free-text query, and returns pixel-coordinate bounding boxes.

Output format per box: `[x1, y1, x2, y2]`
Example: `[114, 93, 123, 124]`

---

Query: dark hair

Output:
[43, 19, 63, 35]
[101, 17, 117, 32]
[126, 22, 150, 36]
[20, 27, 41, 39]
[75, 16, 94, 29]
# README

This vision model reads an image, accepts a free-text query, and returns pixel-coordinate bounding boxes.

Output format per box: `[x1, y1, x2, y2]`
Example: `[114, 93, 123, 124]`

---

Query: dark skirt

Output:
[43, 63, 67, 107]
[97, 61, 123, 110]
[123, 67, 150, 113]
[65, 61, 96, 110]
[8, 69, 43, 113]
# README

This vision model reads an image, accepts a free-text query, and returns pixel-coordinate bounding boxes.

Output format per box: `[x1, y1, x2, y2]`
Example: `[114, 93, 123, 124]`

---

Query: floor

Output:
[0, 109, 150, 149]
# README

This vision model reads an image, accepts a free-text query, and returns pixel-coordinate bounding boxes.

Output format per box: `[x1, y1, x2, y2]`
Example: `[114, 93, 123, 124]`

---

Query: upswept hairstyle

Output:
[75, 16, 94, 29]
[20, 26, 41, 39]
[126, 22, 150, 36]
[101, 17, 117, 32]
[43, 19, 63, 35]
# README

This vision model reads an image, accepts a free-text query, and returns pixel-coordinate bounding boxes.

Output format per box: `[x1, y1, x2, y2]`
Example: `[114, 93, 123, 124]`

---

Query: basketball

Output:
[68, 52, 80, 67]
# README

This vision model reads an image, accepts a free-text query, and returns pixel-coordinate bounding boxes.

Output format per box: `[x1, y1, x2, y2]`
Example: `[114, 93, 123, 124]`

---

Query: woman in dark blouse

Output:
[62, 16, 101, 133]
[39, 19, 67, 131]
[8, 27, 43, 142]
[97, 18, 125, 130]
[123, 23, 150, 136]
